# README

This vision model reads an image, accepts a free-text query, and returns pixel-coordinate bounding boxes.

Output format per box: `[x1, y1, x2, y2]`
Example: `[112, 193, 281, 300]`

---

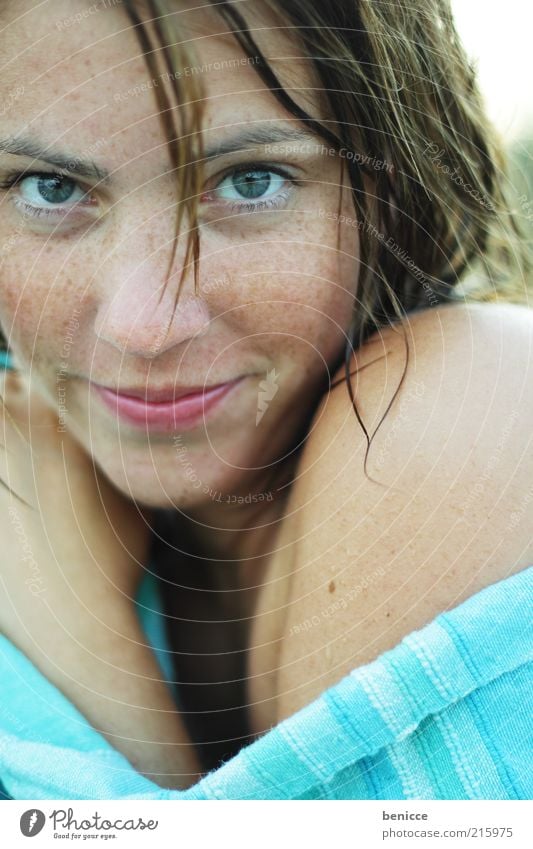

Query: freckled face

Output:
[0, 0, 360, 507]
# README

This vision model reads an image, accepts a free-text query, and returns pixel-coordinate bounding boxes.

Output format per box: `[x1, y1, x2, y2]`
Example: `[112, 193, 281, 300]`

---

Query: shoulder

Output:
[275, 302, 533, 720]
[297, 301, 533, 528]
[331, 300, 533, 462]
[341, 301, 533, 468]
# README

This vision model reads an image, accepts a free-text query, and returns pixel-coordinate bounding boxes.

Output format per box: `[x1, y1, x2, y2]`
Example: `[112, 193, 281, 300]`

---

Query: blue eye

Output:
[19, 174, 86, 208]
[215, 168, 287, 204]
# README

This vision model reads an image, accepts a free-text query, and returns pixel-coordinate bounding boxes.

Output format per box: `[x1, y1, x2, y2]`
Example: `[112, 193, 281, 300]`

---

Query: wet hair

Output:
[0, 0, 529, 477]
[120, 0, 530, 475]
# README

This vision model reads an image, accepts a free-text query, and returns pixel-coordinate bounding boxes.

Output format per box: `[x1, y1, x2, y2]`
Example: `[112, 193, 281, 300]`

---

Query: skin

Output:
[1, 0, 532, 789]
[254, 302, 533, 725]
[0, 0, 358, 529]
[0, 0, 359, 782]
[0, 368, 202, 785]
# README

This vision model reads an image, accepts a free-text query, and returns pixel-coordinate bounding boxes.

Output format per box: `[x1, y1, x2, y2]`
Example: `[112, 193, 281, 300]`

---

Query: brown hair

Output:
[1, 0, 529, 475]
[119, 0, 530, 476]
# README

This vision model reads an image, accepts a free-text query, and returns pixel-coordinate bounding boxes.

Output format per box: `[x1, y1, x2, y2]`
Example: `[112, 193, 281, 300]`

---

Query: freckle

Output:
[328, 580, 335, 593]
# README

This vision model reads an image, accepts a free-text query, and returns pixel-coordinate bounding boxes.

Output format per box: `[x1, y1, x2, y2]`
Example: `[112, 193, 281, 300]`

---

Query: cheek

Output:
[0, 249, 81, 366]
[0, 257, 42, 356]
[206, 219, 359, 366]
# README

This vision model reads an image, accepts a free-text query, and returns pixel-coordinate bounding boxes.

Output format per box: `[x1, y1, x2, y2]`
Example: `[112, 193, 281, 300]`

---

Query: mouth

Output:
[90, 377, 245, 432]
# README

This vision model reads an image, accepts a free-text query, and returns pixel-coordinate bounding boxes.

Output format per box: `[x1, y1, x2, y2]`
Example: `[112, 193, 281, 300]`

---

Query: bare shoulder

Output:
[275, 302, 533, 720]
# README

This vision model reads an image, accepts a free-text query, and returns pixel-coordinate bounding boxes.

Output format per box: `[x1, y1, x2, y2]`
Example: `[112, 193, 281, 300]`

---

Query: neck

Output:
[151, 457, 296, 603]
[187, 472, 293, 603]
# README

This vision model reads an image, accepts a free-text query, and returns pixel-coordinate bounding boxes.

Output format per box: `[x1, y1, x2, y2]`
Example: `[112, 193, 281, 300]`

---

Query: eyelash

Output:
[206, 162, 299, 213]
[0, 161, 300, 222]
[0, 170, 93, 219]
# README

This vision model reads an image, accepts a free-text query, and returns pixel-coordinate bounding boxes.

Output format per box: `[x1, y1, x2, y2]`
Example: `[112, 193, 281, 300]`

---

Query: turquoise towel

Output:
[0, 566, 531, 799]
[0, 350, 13, 370]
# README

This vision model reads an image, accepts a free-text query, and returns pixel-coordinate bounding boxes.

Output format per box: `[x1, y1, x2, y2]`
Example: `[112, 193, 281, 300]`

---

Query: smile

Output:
[90, 377, 244, 432]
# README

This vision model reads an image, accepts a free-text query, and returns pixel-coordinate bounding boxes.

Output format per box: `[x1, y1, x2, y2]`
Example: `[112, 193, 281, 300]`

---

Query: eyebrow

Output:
[203, 126, 321, 160]
[0, 126, 321, 182]
[0, 136, 110, 181]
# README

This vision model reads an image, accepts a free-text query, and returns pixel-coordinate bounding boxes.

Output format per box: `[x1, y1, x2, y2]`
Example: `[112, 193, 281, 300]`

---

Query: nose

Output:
[93, 228, 210, 358]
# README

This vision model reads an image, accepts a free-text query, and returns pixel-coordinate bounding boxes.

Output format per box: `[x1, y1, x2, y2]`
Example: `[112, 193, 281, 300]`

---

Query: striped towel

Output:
[0, 566, 531, 799]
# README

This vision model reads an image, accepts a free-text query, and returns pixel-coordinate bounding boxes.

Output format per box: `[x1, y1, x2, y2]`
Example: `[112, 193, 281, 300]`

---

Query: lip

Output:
[91, 377, 244, 432]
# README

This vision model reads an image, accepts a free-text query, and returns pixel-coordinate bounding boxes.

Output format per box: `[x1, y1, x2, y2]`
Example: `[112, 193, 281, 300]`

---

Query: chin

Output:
[95, 459, 215, 510]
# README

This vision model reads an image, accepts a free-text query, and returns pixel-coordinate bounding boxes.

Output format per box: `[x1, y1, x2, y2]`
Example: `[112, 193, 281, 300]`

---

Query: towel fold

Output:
[0, 567, 531, 800]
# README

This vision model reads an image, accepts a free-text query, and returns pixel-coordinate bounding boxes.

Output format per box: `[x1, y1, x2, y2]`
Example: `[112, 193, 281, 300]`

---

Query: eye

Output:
[0, 170, 98, 226]
[18, 173, 87, 210]
[213, 167, 288, 205]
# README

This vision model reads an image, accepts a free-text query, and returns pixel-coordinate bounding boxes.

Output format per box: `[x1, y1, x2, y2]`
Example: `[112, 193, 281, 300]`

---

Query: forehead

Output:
[0, 0, 322, 173]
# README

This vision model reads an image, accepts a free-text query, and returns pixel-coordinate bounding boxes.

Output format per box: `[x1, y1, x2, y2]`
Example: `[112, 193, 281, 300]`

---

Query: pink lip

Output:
[91, 378, 243, 432]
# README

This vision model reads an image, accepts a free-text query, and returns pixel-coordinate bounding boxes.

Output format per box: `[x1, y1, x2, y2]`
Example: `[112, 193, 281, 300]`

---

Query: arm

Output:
[0, 369, 201, 788]
[275, 302, 533, 720]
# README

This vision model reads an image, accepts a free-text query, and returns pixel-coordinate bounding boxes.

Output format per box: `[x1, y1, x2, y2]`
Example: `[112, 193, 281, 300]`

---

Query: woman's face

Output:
[0, 0, 359, 508]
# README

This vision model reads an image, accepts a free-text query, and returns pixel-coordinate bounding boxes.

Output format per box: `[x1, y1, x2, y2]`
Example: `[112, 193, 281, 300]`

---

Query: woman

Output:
[0, 0, 531, 800]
